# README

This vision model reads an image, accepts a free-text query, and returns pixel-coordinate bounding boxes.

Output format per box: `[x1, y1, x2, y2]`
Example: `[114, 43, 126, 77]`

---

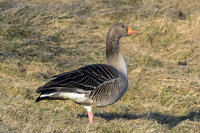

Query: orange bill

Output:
[128, 27, 138, 35]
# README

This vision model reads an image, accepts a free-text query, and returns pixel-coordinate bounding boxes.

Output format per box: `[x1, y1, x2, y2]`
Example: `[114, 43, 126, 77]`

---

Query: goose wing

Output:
[36, 64, 118, 94]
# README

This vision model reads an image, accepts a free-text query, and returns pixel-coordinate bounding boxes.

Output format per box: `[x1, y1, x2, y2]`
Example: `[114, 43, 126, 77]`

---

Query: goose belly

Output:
[51, 92, 93, 104]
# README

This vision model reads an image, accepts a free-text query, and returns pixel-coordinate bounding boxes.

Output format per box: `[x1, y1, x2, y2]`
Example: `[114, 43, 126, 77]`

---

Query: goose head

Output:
[107, 23, 138, 39]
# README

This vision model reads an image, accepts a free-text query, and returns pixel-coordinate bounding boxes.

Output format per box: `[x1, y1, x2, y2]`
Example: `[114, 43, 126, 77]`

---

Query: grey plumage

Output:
[36, 64, 122, 102]
[35, 23, 138, 124]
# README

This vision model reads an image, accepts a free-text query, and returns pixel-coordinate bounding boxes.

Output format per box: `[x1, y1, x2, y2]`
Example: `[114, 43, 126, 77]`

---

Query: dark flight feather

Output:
[36, 64, 118, 95]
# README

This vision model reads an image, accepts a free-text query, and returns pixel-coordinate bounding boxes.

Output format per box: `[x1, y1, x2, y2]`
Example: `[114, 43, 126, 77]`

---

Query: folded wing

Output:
[36, 64, 118, 95]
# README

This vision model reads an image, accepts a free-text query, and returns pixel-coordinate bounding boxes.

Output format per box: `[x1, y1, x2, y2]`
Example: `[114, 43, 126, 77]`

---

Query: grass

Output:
[1, 0, 200, 132]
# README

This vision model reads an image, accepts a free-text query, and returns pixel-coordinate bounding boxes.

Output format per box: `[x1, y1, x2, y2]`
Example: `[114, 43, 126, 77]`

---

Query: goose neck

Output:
[106, 35, 128, 77]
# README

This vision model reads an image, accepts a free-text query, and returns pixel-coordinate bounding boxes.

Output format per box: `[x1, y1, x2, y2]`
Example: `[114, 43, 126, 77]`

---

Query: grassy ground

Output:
[0, 0, 200, 132]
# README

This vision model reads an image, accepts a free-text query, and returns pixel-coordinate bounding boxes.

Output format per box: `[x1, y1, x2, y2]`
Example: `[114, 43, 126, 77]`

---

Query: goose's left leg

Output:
[84, 106, 94, 124]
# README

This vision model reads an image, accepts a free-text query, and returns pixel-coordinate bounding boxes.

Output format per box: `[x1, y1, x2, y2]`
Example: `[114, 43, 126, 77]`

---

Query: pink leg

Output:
[88, 111, 94, 124]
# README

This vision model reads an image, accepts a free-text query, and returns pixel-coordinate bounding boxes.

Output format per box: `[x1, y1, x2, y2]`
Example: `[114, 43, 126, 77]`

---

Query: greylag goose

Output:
[35, 23, 138, 124]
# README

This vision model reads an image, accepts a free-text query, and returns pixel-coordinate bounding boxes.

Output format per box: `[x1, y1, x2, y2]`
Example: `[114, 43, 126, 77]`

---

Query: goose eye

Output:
[122, 26, 125, 28]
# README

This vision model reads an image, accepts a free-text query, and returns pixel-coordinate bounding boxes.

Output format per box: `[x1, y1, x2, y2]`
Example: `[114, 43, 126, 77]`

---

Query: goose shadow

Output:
[78, 111, 200, 128]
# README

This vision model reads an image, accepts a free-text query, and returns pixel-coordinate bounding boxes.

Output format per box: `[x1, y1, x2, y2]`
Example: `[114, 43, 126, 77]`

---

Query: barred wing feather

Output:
[36, 64, 118, 94]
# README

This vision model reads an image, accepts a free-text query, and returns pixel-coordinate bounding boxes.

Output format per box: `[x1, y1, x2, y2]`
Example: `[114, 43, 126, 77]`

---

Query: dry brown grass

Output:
[1, 0, 200, 132]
